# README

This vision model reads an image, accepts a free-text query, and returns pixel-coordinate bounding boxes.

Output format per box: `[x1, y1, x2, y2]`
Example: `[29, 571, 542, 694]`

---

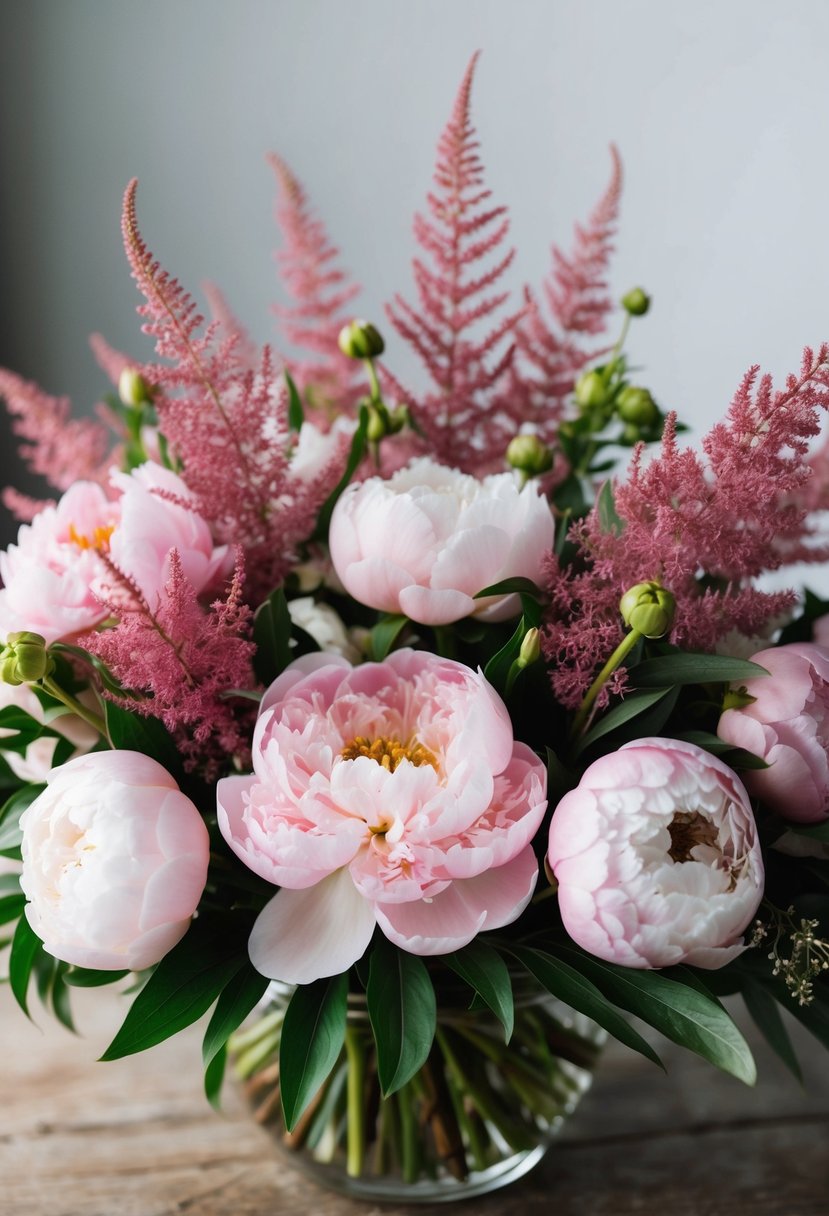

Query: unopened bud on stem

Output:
[0, 631, 54, 685]
[619, 581, 675, 639]
[617, 385, 659, 428]
[517, 627, 541, 670]
[338, 319, 385, 360]
[621, 287, 651, 317]
[118, 368, 152, 408]
[506, 434, 554, 478]
[575, 370, 610, 411]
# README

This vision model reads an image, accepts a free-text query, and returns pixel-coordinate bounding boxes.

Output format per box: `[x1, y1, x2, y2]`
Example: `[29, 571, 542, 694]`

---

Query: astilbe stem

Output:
[543, 345, 829, 708]
[120, 179, 345, 599]
[269, 152, 363, 418]
[386, 51, 524, 473]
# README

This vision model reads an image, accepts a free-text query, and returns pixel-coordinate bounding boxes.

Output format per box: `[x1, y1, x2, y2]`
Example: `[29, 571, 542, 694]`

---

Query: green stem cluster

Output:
[233, 993, 602, 1188]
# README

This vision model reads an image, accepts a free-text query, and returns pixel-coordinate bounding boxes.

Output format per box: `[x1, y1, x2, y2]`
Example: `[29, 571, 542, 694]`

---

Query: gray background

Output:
[1, 0, 828, 552]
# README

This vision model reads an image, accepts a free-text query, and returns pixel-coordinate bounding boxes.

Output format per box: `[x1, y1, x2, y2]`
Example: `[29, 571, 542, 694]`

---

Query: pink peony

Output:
[218, 649, 547, 983]
[548, 737, 764, 969]
[717, 642, 829, 823]
[20, 750, 210, 970]
[0, 682, 99, 784]
[0, 482, 118, 644]
[107, 462, 230, 608]
[328, 458, 554, 626]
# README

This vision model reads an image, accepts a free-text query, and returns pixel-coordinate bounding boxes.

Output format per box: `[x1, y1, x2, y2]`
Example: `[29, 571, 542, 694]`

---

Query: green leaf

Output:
[672, 731, 770, 770]
[0, 706, 44, 751]
[202, 962, 270, 1070]
[511, 947, 663, 1068]
[64, 966, 130, 988]
[443, 943, 515, 1042]
[101, 917, 246, 1061]
[314, 405, 369, 539]
[104, 704, 180, 774]
[370, 614, 409, 662]
[561, 949, 756, 1084]
[483, 616, 525, 692]
[285, 370, 304, 432]
[279, 973, 349, 1131]
[630, 653, 769, 688]
[52, 643, 131, 699]
[0, 784, 44, 859]
[252, 586, 292, 685]
[474, 576, 544, 601]
[0, 892, 25, 926]
[596, 479, 624, 536]
[367, 937, 437, 1096]
[741, 980, 802, 1082]
[51, 965, 77, 1033]
[790, 819, 829, 843]
[577, 687, 674, 755]
[204, 1044, 227, 1110]
[9, 914, 43, 1017]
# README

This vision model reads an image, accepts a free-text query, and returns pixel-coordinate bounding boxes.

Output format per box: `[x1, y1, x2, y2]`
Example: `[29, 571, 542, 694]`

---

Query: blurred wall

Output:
[1, 0, 828, 548]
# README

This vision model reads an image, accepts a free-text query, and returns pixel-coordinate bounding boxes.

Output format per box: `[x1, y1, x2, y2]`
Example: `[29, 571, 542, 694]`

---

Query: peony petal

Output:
[248, 869, 377, 984]
[375, 847, 539, 954]
[260, 652, 352, 716]
[398, 584, 476, 625]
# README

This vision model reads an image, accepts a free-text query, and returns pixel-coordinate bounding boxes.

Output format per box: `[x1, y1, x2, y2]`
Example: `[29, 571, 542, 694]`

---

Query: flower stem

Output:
[568, 627, 641, 742]
[344, 1025, 366, 1178]
[40, 677, 107, 738]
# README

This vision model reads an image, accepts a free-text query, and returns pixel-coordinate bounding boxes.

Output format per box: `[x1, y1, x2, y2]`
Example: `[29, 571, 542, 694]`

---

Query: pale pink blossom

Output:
[717, 642, 829, 824]
[20, 750, 209, 971]
[0, 482, 119, 644]
[548, 737, 764, 969]
[107, 462, 230, 608]
[329, 459, 554, 627]
[218, 649, 546, 983]
[0, 682, 99, 784]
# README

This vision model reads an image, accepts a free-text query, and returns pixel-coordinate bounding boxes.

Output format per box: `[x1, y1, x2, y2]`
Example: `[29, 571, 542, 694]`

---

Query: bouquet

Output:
[2, 53, 828, 1200]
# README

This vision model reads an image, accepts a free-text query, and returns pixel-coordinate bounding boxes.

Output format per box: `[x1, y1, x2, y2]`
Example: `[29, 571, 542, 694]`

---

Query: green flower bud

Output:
[619, 581, 676, 639]
[338, 320, 385, 360]
[0, 631, 54, 685]
[722, 687, 757, 711]
[366, 403, 390, 444]
[506, 434, 554, 478]
[617, 386, 659, 428]
[621, 287, 651, 317]
[118, 368, 152, 408]
[574, 370, 609, 411]
[517, 627, 541, 670]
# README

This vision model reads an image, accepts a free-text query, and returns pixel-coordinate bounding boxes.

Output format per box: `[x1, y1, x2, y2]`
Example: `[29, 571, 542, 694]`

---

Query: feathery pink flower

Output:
[386, 52, 524, 473]
[87, 549, 256, 777]
[504, 148, 623, 445]
[0, 367, 114, 499]
[269, 153, 362, 417]
[121, 179, 345, 599]
[543, 346, 829, 708]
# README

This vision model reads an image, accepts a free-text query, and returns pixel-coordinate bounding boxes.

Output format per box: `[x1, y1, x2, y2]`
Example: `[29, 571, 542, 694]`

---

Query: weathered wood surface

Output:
[1, 986, 828, 1216]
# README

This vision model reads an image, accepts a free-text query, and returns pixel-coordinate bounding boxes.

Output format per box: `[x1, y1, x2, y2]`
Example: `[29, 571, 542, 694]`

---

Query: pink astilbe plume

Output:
[121, 179, 345, 597]
[544, 345, 829, 709]
[386, 52, 524, 472]
[506, 148, 623, 444]
[0, 368, 115, 516]
[203, 281, 259, 371]
[87, 549, 256, 777]
[269, 153, 362, 417]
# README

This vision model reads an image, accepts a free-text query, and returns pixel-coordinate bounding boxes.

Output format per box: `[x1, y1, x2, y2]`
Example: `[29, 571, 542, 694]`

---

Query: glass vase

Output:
[231, 976, 605, 1204]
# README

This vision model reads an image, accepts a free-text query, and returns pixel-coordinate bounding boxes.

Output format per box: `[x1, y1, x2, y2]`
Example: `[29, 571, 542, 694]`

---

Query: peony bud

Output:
[619, 581, 675, 639]
[338, 319, 385, 360]
[517, 627, 541, 670]
[118, 368, 152, 407]
[617, 385, 659, 428]
[1, 632, 53, 685]
[574, 370, 609, 410]
[621, 287, 651, 317]
[506, 434, 554, 478]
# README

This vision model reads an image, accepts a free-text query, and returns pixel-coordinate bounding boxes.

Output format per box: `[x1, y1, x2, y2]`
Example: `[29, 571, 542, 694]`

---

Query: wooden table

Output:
[1, 986, 828, 1216]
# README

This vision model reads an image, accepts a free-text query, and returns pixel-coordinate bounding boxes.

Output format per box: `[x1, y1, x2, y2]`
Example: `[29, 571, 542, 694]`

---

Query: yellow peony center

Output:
[68, 522, 115, 552]
[340, 735, 437, 773]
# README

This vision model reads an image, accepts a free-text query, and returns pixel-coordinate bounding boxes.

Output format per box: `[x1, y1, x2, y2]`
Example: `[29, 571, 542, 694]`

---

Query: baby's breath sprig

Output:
[750, 905, 829, 1006]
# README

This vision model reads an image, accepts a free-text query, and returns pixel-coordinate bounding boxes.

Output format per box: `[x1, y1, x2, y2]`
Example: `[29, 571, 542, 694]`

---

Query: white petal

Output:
[248, 869, 376, 984]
